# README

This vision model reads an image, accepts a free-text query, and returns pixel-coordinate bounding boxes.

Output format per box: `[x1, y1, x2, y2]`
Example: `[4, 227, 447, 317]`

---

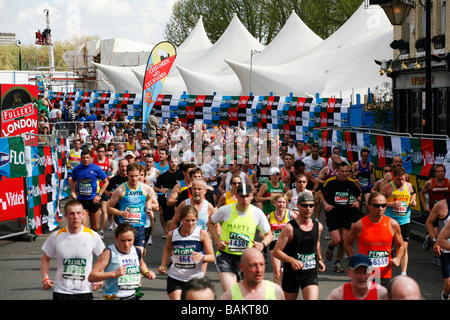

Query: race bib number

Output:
[273, 229, 282, 241]
[124, 206, 142, 225]
[62, 258, 86, 290]
[62, 258, 86, 280]
[271, 223, 287, 241]
[70, 160, 80, 168]
[78, 179, 93, 196]
[393, 201, 408, 216]
[228, 232, 250, 252]
[335, 192, 349, 205]
[118, 265, 141, 290]
[296, 253, 316, 270]
[359, 177, 369, 188]
[311, 166, 322, 178]
[368, 250, 389, 268]
[173, 247, 196, 269]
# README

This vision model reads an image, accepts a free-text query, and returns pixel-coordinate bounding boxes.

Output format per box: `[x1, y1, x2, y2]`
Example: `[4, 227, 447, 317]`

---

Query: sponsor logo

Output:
[0, 152, 9, 167]
[0, 190, 25, 210]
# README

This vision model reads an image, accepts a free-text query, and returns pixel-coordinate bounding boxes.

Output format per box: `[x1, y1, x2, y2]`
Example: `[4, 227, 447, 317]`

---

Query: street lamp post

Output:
[250, 49, 261, 95]
[423, 0, 432, 134]
[15, 40, 22, 71]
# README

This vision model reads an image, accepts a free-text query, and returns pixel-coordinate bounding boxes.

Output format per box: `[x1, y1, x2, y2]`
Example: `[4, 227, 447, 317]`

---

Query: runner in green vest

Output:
[207, 183, 273, 292]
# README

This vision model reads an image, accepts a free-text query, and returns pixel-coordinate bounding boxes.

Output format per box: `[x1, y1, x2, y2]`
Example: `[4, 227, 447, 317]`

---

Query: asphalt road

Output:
[0, 200, 445, 301]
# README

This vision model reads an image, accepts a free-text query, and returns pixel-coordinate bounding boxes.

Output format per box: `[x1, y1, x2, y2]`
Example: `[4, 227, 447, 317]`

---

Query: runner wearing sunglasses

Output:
[344, 192, 406, 287]
[273, 191, 326, 300]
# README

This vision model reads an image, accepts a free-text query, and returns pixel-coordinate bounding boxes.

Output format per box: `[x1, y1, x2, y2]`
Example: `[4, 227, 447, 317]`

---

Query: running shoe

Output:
[434, 256, 441, 266]
[423, 234, 432, 252]
[441, 291, 449, 300]
[108, 221, 118, 231]
[333, 261, 344, 273]
[99, 230, 104, 239]
[162, 232, 168, 239]
[324, 227, 331, 240]
[326, 244, 334, 261]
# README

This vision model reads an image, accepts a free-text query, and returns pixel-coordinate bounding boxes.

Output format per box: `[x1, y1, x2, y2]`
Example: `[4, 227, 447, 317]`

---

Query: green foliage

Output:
[164, 0, 362, 46]
[366, 82, 393, 129]
[0, 36, 99, 71]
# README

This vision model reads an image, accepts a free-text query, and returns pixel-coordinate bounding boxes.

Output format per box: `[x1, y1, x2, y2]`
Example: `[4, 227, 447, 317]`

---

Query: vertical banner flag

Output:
[142, 41, 176, 130]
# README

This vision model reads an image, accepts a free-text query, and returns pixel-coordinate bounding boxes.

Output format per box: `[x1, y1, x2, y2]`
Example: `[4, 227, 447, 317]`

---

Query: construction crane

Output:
[35, 9, 55, 72]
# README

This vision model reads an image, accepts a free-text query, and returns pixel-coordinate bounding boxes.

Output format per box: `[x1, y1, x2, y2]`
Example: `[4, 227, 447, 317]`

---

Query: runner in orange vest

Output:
[344, 192, 405, 287]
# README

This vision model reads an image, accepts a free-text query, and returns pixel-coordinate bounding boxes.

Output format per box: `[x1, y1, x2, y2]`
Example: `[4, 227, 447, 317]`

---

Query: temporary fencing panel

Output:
[0, 136, 29, 240]
[24, 133, 70, 236]
[317, 127, 450, 214]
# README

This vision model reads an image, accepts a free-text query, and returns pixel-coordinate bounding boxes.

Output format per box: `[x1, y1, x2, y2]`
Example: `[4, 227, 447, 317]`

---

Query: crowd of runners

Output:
[39, 107, 450, 301]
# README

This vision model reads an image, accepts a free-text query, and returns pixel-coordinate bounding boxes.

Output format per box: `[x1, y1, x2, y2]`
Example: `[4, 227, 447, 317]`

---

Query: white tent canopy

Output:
[84, 16, 214, 94]
[65, 4, 393, 99]
[228, 3, 393, 97]
[182, 13, 264, 74]
[175, 13, 265, 95]
[92, 62, 142, 93]
[253, 10, 323, 66]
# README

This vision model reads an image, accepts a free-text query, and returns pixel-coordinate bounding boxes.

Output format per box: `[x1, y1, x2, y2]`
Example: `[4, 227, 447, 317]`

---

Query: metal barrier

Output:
[46, 120, 149, 146]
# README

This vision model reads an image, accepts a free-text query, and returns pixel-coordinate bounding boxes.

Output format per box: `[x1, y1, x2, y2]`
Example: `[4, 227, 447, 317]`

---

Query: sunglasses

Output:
[384, 169, 392, 173]
[300, 203, 315, 208]
[297, 180, 307, 183]
[371, 203, 387, 208]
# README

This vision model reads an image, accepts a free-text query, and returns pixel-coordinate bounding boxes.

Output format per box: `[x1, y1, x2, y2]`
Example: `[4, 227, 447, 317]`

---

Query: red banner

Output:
[0, 177, 26, 222]
[420, 138, 435, 177]
[0, 84, 39, 139]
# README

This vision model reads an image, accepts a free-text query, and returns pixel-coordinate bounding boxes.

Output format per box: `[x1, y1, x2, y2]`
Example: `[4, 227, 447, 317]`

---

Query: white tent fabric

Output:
[64, 4, 393, 99]
[87, 17, 214, 94]
[92, 62, 142, 93]
[183, 13, 264, 74]
[99, 38, 154, 66]
[176, 13, 265, 95]
[177, 65, 241, 95]
[227, 3, 393, 98]
[176, 11, 324, 95]
[253, 10, 323, 66]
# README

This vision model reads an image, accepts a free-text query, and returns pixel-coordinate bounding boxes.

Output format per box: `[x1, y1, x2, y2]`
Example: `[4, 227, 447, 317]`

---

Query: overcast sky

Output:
[0, 0, 176, 45]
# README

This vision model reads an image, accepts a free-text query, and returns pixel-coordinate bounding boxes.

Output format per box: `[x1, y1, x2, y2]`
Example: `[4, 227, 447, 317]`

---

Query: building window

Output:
[405, 16, 410, 43]
[437, 88, 448, 135]
[442, 0, 447, 35]
[412, 90, 422, 133]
